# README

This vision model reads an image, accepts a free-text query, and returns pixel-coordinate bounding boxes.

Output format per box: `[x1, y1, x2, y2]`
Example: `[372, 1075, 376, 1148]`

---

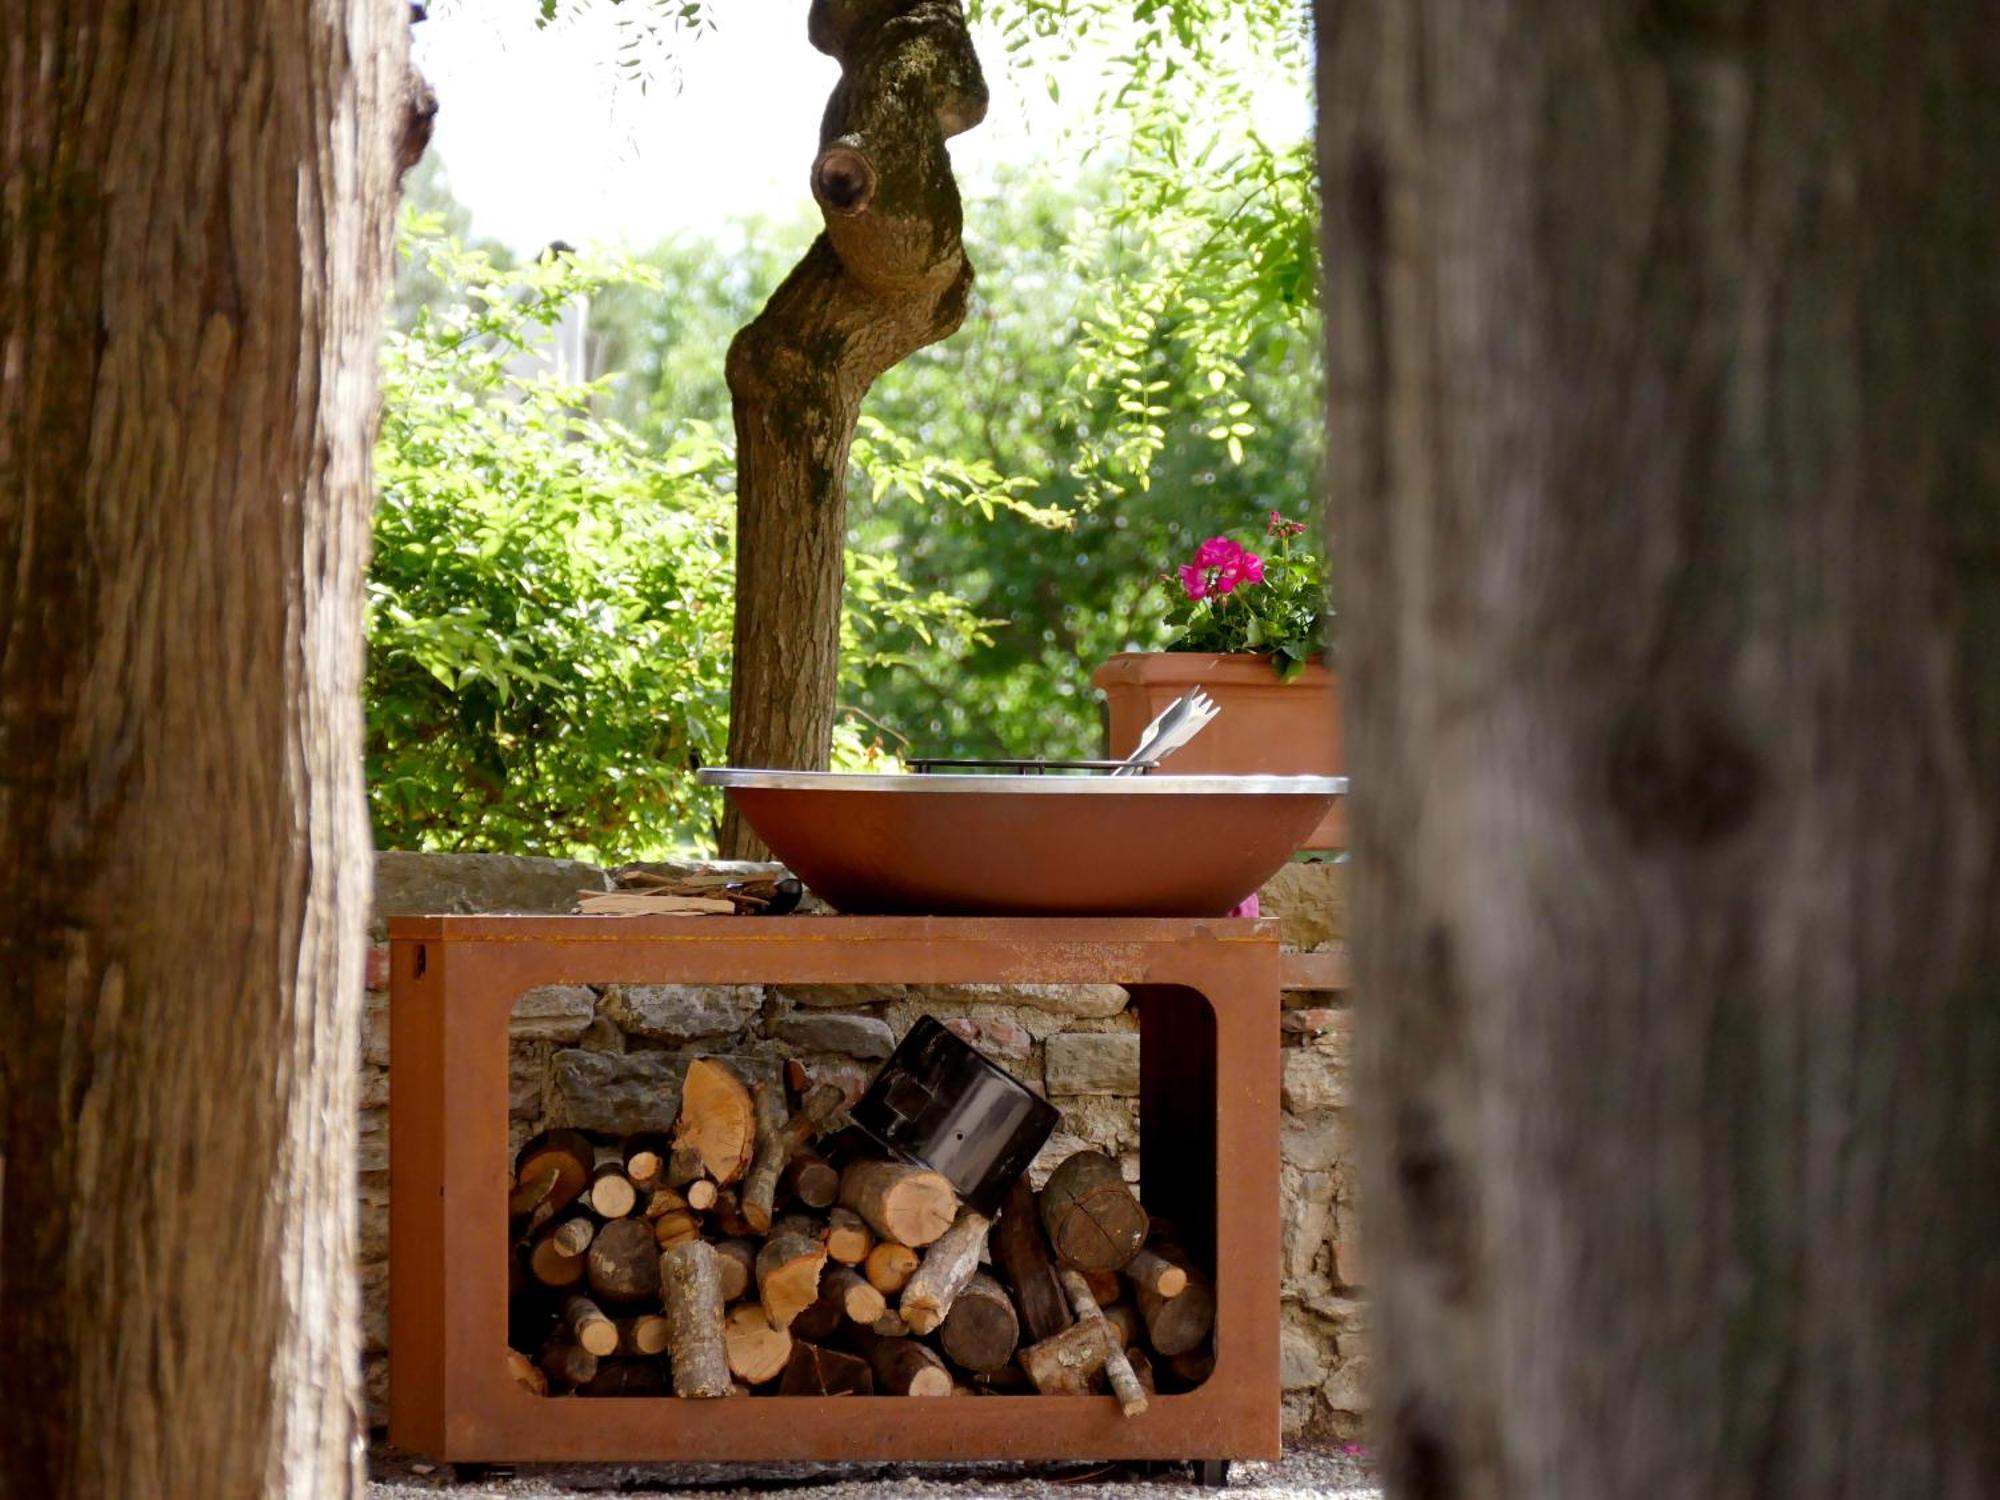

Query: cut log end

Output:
[755, 1229, 828, 1330]
[841, 1159, 958, 1248]
[1125, 1247, 1187, 1300]
[675, 1058, 758, 1186]
[724, 1301, 795, 1385]
[864, 1240, 919, 1295]
[938, 1271, 1020, 1374]
[1040, 1150, 1148, 1273]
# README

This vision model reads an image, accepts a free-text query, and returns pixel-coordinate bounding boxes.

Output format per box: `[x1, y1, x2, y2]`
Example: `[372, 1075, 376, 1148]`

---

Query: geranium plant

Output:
[1163, 511, 1326, 679]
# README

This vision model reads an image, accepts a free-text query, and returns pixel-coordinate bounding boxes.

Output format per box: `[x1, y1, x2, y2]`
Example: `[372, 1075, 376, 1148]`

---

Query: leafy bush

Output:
[370, 223, 1006, 857]
[370, 231, 736, 858]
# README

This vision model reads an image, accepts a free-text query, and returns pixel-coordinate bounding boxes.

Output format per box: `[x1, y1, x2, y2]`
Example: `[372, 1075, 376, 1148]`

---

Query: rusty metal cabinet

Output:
[389, 914, 1282, 1466]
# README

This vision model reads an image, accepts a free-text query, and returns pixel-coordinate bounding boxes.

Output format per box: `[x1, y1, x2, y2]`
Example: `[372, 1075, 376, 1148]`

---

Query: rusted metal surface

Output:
[696, 769, 1344, 917]
[389, 915, 1283, 1464]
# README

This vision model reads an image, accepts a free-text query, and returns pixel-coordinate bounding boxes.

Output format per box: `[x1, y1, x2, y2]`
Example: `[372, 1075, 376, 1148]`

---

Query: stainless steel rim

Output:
[697, 768, 1348, 796]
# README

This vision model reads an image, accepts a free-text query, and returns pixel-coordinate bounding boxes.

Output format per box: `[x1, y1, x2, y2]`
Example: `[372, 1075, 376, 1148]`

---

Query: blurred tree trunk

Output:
[0, 3, 427, 1495]
[1318, 2, 1998, 1497]
[720, 0, 986, 858]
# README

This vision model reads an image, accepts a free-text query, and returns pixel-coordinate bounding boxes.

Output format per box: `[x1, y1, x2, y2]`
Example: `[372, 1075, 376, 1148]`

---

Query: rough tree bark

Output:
[1318, 2, 1998, 1497]
[719, 0, 986, 857]
[0, 3, 429, 1496]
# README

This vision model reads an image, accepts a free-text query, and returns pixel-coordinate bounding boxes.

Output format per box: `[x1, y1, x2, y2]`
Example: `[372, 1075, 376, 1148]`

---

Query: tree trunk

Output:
[719, 0, 987, 857]
[1317, 3, 1999, 1497]
[0, 3, 427, 1496]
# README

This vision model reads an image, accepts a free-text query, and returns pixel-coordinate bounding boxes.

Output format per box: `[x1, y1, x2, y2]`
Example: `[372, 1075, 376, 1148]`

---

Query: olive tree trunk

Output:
[720, 0, 986, 857]
[0, 3, 427, 1495]
[1318, 2, 1999, 1497]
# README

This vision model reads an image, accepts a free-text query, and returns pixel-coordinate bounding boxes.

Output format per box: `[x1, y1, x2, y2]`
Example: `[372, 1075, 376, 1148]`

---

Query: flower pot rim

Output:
[1091, 650, 1334, 689]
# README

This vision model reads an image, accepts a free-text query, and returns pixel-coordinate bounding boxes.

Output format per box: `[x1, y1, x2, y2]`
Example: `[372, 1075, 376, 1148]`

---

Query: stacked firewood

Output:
[573, 868, 805, 918]
[505, 1057, 1214, 1406]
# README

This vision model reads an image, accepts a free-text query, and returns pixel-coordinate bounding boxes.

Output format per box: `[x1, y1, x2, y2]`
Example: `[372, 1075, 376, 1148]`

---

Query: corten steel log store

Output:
[389, 915, 1283, 1467]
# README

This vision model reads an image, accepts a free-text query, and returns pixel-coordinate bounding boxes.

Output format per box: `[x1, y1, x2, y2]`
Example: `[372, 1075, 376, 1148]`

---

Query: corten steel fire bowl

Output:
[698, 768, 1346, 917]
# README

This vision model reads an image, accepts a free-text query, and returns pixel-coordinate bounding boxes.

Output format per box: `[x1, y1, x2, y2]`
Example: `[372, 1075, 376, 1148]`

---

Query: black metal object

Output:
[1193, 1459, 1232, 1488]
[753, 877, 804, 916]
[905, 756, 1158, 775]
[850, 1016, 1060, 1216]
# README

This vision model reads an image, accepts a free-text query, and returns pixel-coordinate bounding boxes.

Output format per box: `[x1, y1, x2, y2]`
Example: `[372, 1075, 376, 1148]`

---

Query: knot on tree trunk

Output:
[812, 140, 878, 216]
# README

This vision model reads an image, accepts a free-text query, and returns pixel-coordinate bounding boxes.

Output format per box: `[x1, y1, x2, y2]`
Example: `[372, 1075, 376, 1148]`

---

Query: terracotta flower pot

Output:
[1092, 651, 1345, 849]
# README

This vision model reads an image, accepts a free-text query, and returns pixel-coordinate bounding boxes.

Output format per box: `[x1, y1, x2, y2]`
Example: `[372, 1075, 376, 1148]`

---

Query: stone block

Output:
[549, 1049, 684, 1135]
[1028, 1132, 1094, 1189]
[1280, 1391, 1318, 1442]
[771, 1011, 896, 1058]
[1280, 1164, 1336, 1282]
[941, 1015, 1034, 1061]
[358, 1171, 391, 1265]
[601, 983, 762, 1042]
[507, 984, 597, 1043]
[1045, 1032, 1141, 1095]
[362, 1291, 389, 1356]
[1281, 1006, 1347, 1038]
[357, 1108, 388, 1172]
[364, 1355, 390, 1429]
[508, 1044, 543, 1121]
[1282, 1046, 1350, 1112]
[371, 850, 607, 936]
[1280, 1318, 1332, 1390]
[1302, 1292, 1367, 1332]
[1032, 1098, 1137, 1167]
[915, 983, 1130, 1020]
[362, 994, 390, 1067]
[358, 1065, 389, 1110]
[773, 982, 910, 1008]
[1257, 860, 1346, 950]
[1326, 1407, 1370, 1443]
[1321, 1352, 1373, 1414]
[1280, 1108, 1354, 1173]
[365, 942, 392, 992]
[576, 1015, 625, 1053]
[1334, 1236, 1364, 1288]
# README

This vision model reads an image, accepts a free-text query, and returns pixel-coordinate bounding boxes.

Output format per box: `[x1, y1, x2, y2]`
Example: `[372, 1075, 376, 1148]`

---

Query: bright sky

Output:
[414, 4, 1309, 255]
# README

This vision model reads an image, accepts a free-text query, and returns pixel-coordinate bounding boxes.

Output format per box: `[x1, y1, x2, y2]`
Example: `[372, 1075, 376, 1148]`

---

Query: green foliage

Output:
[370, 220, 1003, 855]
[592, 158, 1322, 767]
[978, 0, 1318, 505]
[1162, 514, 1324, 677]
[374, 0, 1325, 850]
[837, 168, 1323, 761]
[370, 229, 735, 858]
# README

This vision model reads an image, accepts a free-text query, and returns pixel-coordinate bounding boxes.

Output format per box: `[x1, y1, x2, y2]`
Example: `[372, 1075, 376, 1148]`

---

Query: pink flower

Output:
[1180, 536, 1264, 601]
[1267, 509, 1308, 538]
[1194, 535, 1240, 570]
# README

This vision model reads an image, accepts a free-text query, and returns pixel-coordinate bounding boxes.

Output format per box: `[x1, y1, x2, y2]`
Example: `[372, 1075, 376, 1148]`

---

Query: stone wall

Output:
[359, 852, 1363, 1444]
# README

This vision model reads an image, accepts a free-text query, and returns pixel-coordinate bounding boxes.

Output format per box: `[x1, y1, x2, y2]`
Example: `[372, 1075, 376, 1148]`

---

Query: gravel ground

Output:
[366, 1449, 1379, 1500]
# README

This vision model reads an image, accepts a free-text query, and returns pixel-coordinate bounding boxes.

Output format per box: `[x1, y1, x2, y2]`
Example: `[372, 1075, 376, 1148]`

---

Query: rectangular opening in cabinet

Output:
[501, 981, 1216, 1401]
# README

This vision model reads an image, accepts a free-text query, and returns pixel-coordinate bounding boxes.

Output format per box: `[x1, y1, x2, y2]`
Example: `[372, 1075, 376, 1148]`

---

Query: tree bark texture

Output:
[0, 3, 425, 1496]
[1317, 3, 1999, 1497]
[720, 0, 986, 857]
